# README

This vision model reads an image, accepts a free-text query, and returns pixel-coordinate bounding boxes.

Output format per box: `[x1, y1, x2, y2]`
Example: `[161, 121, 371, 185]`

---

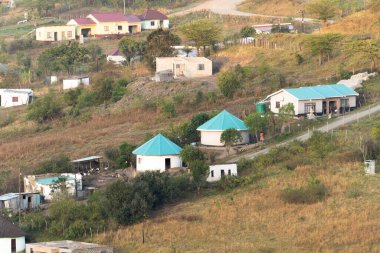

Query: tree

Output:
[189, 160, 209, 193]
[118, 37, 144, 65]
[240, 26, 255, 38]
[26, 91, 64, 123]
[278, 103, 295, 133]
[271, 24, 290, 33]
[305, 34, 342, 65]
[180, 145, 205, 165]
[244, 112, 268, 143]
[145, 29, 180, 69]
[306, 0, 337, 25]
[92, 77, 115, 103]
[180, 19, 220, 56]
[308, 131, 335, 163]
[220, 128, 243, 154]
[87, 44, 105, 72]
[344, 40, 380, 72]
[218, 69, 242, 98]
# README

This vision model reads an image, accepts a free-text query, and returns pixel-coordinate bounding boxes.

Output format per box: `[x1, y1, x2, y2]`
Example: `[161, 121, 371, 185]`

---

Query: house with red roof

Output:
[139, 10, 169, 30]
[67, 12, 141, 37]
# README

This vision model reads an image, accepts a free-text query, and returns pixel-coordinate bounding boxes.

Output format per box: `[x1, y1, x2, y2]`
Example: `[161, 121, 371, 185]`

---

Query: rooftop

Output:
[90, 12, 139, 22]
[0, 216, 25, 238]
[132, 134, 182, 156]
[0, 192, 38, 201]
[197, 110, 248, 131]
[283, 84, 359, 100]
[139, 9, 168, 21]
[71, 155, 102, 163]
[26, 240, 113, 251]
[71, 17, 96, 25]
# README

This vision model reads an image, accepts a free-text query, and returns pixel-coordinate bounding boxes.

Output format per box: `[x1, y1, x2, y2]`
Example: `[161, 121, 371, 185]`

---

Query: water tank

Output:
[364, 160, 376, 175]
[256, 102, 266, 114]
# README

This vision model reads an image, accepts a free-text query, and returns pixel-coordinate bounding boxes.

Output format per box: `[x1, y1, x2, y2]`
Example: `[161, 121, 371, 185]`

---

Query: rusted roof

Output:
[0, 216, 25, 238]
[139, 10, 168, 21]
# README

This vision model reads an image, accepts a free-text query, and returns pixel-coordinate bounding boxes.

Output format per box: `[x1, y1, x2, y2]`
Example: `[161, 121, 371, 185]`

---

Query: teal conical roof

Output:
[197, 110, 248, 131]
[132, 134, 182, 156]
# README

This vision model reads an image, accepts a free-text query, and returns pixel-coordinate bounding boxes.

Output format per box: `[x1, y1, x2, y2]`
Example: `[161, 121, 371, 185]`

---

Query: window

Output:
[176, 64, 180, 69]
[138, 158, 142, 164]
[104, 26, 109, 31]
[276, 101, 280, 108]
[228, 170, 231, 176]
[67, 31, 73, 38]
[12, 97, 18, 102]
[221, 170, 225, 177]
[47, 32, 52, 38]
[198, 64, 205, 70]
[304, 102, 316, 113]
[118, 25, 122, 31]
[211, 170, 214, 177]
[340, 98, 349, 108]
[151, 21, 155, 26]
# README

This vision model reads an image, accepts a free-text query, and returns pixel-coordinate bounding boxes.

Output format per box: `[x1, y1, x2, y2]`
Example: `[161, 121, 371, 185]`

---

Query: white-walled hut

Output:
[133, 134, 183, 173]
[0, 216, 26, 253]
[197, 110, 249, 147]
[0, 89, 33, 108]
[207, 164, 238, 182]
[63, 76, 90, 90]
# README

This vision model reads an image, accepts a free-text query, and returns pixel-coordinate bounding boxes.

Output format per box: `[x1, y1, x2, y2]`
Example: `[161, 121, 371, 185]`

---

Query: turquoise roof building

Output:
[133, 134, 183, 172]
[197, 110, 250, 146]
[283, 84, 358, 100]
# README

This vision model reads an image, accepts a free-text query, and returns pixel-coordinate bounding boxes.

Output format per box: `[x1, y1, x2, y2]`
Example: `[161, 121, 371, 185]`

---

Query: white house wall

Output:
[200, 130, 249, 146]
[0, 90, 33, 108]
[141, 19, 169, 30]
[136, 155, 182, 173]
[297, 99, 323, 114]
[0, 237, 25, 253]
[63, 78, 90, 90]
[36, 26, 76, 42]
[269, 90, 298, 114]
[107, 55, 126, 64]
[207, 164, 238, 182]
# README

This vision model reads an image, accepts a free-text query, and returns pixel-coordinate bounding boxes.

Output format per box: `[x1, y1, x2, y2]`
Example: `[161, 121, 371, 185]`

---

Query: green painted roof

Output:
[284, 84, 358, 100]
[132, 134, 182, 156]
[197, 110, 248, 131]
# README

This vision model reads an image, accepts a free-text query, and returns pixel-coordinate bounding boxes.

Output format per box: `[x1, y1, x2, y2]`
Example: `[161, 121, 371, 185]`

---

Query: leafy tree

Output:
[306, 0, 337, 25]
[34, 154, 72, 174]
[180, 145, 205, 164]
[87, 44, 105, 72]
[244, 112, 268, 143]
[181, 113, 210, 144]
[160, 100, 177, 118]
[220, 128, 243, 154]
[145, 29, 180, 69]
[218, 69, 242, 98]
[181, 19, 220, 56]
[92, 77, 115, 103]
[305, 33, 342, 65]
[189, 160, 209, 193]
[26, 91, 64, 123]
[118, 37, 144, 65]
[240, 26, 255, 38]
[344, 39, 380, 72]
[278, 103, 295, 133]
[308, 131, 335, 163]
[116, 142, 137, 169]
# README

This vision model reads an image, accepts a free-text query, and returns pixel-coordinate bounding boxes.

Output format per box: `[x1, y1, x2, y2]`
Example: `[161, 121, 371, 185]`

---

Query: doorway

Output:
[165, 158, 171, 170]
[329, 101, 337, 113]
[81, 28, 91, 37]
[54, 32, 58, 41]
[0, 95, 2, 106]
[322, 101, 326, 114]
[28, 196, 32, 209]
[221, 170, 225, 177]
[11, 239, 16, 252]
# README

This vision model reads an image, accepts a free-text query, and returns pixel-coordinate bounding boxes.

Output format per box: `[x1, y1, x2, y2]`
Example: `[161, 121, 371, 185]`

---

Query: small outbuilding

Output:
[0, 193, 40, 213]
[36, 26, 76, 42]
[63, 76, 90, 90]
[207, 164, 238, 182]
[26, 240, 113, 253]
[0, 89, 33, 108]
[0, 216, 26, 253]
[133, 134, 183, 173]
[197, 110, 250, 147]
[106, 49, 126, 65]
[139, 10, 169, 30]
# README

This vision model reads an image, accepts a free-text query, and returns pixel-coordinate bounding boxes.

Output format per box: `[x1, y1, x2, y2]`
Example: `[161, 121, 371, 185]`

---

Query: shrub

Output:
[34, 154, 72, 174]
[180, 145, 205, 164]
[240, 26, 255, 38]
[281, 178, 328, 204]
[346, 183, 362, 199]
[26, 92, 64, 123]
[160, 100, 177, 118]
[216, 176, 253, 191]
[218, 69, 242, 98]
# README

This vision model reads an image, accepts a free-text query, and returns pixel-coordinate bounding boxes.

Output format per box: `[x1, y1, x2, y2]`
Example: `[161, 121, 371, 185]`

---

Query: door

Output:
[28, 196, 32, 209]
[54, 32, 58, 41]
[0, 95, 2, 106]
[221, 170, 225, 177]
[165, 158, 171, 170]
[322, 101, 326, 114]
[329, 101, 337, 113]
[11, 239, 16, 252]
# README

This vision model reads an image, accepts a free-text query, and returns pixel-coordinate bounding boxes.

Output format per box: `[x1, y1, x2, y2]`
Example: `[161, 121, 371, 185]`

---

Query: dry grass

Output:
[95, 160, 380, 252]
[238, 0, 306, 17]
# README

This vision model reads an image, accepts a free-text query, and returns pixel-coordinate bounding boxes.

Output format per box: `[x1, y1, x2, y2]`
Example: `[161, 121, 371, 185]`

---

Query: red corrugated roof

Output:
[139, 10, 168, 21]
[107, 49, 122, 56]
[90, 12, 139, 22]
[72, 18, 96, 25]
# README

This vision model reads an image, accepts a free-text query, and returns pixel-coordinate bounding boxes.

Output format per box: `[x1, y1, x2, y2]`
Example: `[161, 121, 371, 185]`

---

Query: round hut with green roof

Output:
[132, 134, 183, 173]
[196, 110, 249, 146]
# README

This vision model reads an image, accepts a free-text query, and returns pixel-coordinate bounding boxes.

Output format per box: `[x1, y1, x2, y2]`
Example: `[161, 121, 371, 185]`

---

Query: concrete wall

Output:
[269, 90, 297, 114]
[0, 89, 33, 108]
[207, 164, 238, 182]
[36, 26, 76, 42]
[63, 77, 90, 90]
[183, 59, 212, 78]
[136, 155, 182, 173]
[107, 55, 126, 64]
[0, 194, 40, 213]
[156, 58, 212, 78]
[199, 130, 250, 146]
[141, 19, 169, 30]
[87, 16, 141, 35]
[0, 237, 25, 253]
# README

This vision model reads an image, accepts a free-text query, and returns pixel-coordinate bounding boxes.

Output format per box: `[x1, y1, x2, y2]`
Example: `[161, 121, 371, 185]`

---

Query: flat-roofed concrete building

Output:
[26, 240, 113, 253]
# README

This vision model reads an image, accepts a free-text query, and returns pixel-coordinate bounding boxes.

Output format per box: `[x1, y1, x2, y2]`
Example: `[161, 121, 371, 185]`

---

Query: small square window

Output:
[67, 31, 73, 38]
[151, 21, 155, 26]
[12, 97, 18, 102]
[138, 158, 142, 164]
[276, 101, 280, 108]
[47, 32, 52, 38]
[221, 170, 225, 177]
[118, 25, 122, 31]
[198, 64, 205, 70]
[211, 170, 214, 177]
[228, 170, 231, 176]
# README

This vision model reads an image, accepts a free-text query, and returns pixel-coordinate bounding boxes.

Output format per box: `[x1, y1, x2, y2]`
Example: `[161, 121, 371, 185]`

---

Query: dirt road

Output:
[227, 103, 380, 163]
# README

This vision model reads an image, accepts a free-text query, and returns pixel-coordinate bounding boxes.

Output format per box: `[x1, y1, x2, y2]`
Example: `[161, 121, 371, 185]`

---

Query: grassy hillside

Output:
[95, 115, 380, 252]
[238, 0, 307, 17]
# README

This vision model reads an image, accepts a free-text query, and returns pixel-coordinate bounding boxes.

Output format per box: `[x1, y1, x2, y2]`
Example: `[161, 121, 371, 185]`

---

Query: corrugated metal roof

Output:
[139, 10, 168, 21]
[0, 192, 38, 201]
[197, 110, 248, 131]
[71, 156, 101, 163]
[90, 12, 139, 22]
[132, 134, 182, 156]
[72, 18, 96, 25]
[284, 84, 359, 100]
[0, 216, 25, 238]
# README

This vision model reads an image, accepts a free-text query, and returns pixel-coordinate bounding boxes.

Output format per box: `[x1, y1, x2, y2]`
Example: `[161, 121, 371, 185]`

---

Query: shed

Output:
[63, 76, 90, 90]
[26, 240, 113, 253]
[197, 110, 249, 146]
[133, 134, 183, 173]
[0, 193, 40, 213]
[72, 156, 103, 173]
[106, 49, 126, 65]
[139, 10, 169, 30]
[207, 164, 238, 182]
[0, 216, 25, 253]
[0, 89, 33, 108]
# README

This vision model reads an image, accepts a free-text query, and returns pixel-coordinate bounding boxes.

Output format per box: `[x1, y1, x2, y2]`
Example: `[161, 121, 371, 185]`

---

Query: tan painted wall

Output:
[36, 26, 76, 41]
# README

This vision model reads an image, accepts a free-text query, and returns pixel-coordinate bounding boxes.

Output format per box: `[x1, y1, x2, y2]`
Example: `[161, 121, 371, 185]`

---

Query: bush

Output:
[34, 154, 73, 174]
[160, 100, 177, 118]
[216, 176, 253, 191]
[281, 178, 328, 204]
[26, 92, 64, 123]
[218, 69, 242, 98]
[240, 26, 255, 38]
[180, 145, 205, 164]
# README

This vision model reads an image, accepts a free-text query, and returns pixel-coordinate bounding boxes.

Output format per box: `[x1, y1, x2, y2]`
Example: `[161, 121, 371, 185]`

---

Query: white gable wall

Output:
[269, 90, 298, 114]
[0, 237, 25, 253]
[141, 19, 169, 30]
[136, 155, 182, 173]
[207, 164, 238, 182]
[0, 90, 33, 108]
[199, 130, 250, 146]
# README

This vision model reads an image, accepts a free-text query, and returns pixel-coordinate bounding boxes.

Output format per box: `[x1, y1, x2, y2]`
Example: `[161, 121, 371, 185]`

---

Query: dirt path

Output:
[227, 103, 380, 162]
[169, 0, 315, 22]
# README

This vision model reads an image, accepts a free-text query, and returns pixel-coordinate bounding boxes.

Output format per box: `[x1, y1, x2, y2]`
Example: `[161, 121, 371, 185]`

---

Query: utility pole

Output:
[123, 0, 126, 15]
[18, 168, 21, 225]
[300, 10, 305, 33]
